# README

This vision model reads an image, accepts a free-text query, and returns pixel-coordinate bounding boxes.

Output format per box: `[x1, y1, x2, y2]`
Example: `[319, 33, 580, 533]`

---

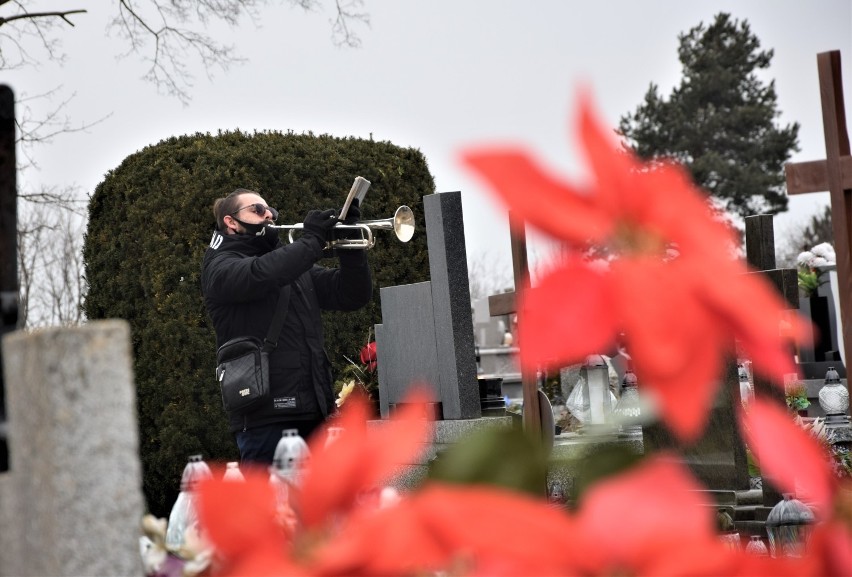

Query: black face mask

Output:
[233, 217, 268, 237]
[234, 218, 278, 249]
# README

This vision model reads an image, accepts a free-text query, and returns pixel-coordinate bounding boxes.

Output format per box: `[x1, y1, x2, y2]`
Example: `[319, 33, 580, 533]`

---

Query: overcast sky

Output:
[7, 0, 852, 277]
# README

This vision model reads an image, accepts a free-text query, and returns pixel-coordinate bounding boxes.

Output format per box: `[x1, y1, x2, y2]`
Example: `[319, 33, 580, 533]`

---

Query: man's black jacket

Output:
[201, 228, 372, 432]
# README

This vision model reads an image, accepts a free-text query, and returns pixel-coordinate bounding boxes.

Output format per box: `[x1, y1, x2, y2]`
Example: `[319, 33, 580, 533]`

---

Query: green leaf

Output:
[569, 444, 645, 504]
[427, 425, 549, 498]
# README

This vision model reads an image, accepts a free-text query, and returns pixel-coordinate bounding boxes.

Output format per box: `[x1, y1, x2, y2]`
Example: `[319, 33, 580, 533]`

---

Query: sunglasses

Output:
[232, 203, 279, 221]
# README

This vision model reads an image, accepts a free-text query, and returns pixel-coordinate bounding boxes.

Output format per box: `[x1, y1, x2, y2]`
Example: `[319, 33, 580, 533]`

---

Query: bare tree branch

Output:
[468, 250, 513, 302]
[1, 2, 371, 102]
[0, 9, 86, 27]
[17, 200, 87, 328]
[331, 0, 369, 48]
[15, 87, 111, 173]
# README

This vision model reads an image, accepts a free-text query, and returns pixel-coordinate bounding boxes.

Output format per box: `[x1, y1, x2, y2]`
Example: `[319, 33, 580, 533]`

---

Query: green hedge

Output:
[83, 130, 434, 517]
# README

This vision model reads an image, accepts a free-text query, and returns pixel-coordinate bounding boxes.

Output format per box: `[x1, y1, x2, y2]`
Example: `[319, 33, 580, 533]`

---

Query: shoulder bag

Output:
[215, 286, 291, 414]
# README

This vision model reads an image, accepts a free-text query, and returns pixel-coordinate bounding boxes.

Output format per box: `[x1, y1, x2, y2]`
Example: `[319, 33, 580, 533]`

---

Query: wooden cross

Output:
[486, 212, 542, 437]
[785, 50, 852, 395]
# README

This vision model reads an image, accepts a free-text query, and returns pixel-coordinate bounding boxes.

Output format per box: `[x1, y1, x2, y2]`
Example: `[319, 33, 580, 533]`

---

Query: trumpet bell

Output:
[390, 205, 415, 242]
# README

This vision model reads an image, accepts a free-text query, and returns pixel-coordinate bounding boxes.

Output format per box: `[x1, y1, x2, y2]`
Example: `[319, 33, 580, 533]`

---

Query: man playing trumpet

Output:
[201, 188, 372, 465]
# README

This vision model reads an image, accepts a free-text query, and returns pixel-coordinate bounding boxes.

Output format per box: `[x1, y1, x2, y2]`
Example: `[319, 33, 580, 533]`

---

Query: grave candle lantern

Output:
[582, 354, 612, 427]
[738, 364, 753, 405]
[818, 366, 850, 428]
[613, 369, 642, 434]
[745, 535, 769, 556]
[764, 494, 814, 558]
[270, 428, 311, 485]
[269, 429, 312, 514]
[165, 454, 212, 551]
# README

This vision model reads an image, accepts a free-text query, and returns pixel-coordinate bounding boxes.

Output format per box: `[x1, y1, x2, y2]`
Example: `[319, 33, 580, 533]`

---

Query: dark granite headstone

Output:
[643, 360, 751, 490]
[799, 265, 846, 376]
[743, 215, 802, 505]
[375, 191, 480, 419]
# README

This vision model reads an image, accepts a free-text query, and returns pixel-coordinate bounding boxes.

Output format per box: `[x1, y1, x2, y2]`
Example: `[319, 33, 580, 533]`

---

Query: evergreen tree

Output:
[619, 12, 799, 220]
[798, 205, 833, 251]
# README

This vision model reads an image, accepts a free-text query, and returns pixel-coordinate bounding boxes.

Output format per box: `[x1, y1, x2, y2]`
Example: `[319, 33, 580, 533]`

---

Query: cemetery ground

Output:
[2, 58, 852, 575]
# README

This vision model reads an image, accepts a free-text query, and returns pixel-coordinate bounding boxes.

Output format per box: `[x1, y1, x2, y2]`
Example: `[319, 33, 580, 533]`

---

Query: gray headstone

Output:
[472, 297, 507, 347]
[375, 282, 440, 417]
[375, 192, 480, 419]
[0, 320, 145, 577]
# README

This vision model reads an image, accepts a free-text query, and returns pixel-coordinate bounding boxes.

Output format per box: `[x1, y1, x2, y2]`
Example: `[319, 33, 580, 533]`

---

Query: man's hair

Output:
[213, 188, 258, 231]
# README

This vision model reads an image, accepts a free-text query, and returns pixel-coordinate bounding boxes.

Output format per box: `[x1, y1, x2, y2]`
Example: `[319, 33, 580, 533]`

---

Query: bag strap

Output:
[262, 285, 292, 352]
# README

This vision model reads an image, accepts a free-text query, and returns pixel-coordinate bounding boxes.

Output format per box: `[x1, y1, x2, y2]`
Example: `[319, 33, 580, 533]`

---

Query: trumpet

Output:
[268, 205, 415, 250]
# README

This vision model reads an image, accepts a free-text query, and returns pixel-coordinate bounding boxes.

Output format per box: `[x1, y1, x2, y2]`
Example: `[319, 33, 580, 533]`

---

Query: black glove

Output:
[341, 198, 361, 225]
[302, 208, 338, 243]
[336, 199, 364, 242]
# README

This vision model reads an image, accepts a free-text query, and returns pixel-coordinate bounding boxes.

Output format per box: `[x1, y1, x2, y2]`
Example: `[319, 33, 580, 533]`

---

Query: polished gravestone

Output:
[375, 191, 480, 420]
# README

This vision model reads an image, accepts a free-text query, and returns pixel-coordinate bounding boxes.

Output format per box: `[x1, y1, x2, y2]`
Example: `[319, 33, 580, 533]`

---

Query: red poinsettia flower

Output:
[459, 92, 811, 441]
[742, 399, 852, 576]
[195, 469, 299, 576]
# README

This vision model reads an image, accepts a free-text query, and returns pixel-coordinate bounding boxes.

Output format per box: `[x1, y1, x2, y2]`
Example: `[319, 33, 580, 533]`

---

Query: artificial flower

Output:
[460, 92, 811, 441]
[359, 341, 377, 372]
[335, 379, 356, 408]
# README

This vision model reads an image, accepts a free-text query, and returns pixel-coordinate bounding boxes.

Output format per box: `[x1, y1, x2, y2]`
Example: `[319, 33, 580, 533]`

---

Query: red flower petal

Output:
[311, 496, 448, 575]
[299, 387, 433, 528]
[613, 259, 725, 441]
[316, 483, 580, 576]
[740, 399, 837, 514]
[517, 261, 617, 370]
[647, 541, 815, 577]
[576, 91, 644, 214]
[574, 454, 715, 574]
[807, 520, 852, 577]
[415, 484, 579, 573]
[460, 147, 612, 244]
[699, 263, 810, 385]
[196, 470, 290, 571]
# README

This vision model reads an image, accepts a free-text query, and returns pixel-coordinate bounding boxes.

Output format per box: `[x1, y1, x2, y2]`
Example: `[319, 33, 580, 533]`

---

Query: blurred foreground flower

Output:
[460, 92, 811, 441]
[190, 389, 823, 576]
